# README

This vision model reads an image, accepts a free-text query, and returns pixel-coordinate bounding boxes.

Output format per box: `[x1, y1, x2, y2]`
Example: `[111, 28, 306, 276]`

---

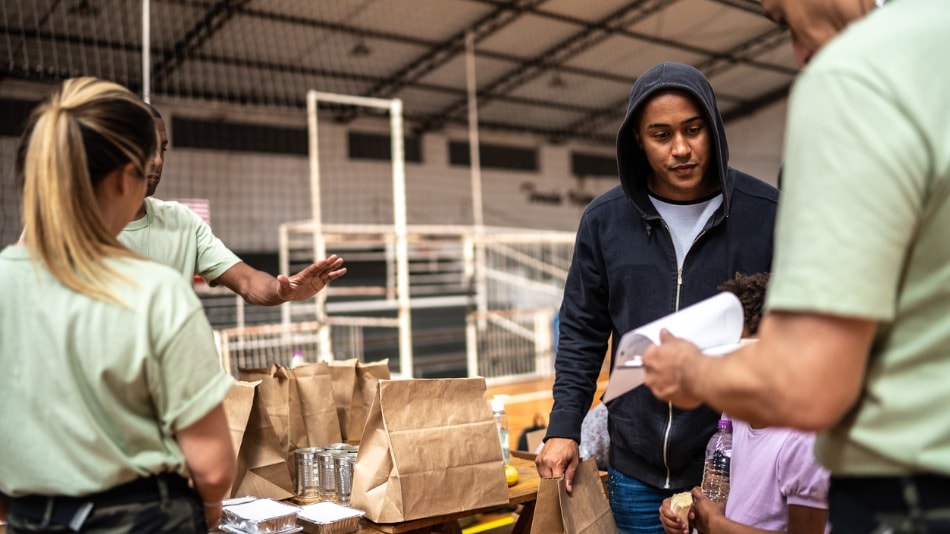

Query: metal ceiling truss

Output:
[408, 0, 793, 139]
[329, 0, 551, 124]
[698, 26, 791, 78]
[151, 0, 253, 87]
[564, 24, 794, 140]
[416, 0, 677, 134]
[1, 0, 795, 145]
[0, 26, 141, 84]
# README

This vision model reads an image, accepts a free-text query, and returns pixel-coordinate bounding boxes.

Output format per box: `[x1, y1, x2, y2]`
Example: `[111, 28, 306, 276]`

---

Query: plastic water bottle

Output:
[701, 418, 732, 503]
[491, 395, 510, 464]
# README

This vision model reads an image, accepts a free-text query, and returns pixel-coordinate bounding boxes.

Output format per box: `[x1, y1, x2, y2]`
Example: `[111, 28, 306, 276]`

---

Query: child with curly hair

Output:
[659, 272, 830, 534]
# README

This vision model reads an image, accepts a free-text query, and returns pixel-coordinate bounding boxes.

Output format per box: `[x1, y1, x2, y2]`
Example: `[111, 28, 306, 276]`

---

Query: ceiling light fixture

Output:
[349, 40, 372, 58]
[67, 0, 101, 17]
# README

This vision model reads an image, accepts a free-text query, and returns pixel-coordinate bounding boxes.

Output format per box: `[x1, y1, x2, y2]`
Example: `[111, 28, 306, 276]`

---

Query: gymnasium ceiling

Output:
[0, 0, 796, 145]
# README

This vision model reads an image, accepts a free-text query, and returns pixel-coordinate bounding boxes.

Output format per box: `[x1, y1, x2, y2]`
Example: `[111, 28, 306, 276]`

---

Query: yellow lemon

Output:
[505, 464, 519, 486]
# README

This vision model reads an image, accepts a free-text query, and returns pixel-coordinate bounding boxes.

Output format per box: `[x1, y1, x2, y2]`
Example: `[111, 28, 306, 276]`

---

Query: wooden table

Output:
[359, 454, 607, 534]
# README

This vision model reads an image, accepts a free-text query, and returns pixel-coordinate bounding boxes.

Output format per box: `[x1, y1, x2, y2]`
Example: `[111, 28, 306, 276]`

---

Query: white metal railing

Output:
[215, 320, 325, 376]
[211, 224, 574, 381]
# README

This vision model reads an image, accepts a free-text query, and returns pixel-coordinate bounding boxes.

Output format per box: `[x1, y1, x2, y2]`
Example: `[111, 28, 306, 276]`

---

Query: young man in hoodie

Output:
[536, 61, 779, 533]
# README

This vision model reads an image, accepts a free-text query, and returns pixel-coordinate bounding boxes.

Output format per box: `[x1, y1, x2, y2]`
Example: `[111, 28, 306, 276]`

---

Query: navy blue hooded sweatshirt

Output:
[545, 62, 779, 490]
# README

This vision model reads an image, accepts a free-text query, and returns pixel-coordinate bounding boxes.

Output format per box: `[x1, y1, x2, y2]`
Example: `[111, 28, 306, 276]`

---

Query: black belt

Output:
[831, 474, 950, 510]
[6, 473, 194, 530]
[830, 475, 950, 534]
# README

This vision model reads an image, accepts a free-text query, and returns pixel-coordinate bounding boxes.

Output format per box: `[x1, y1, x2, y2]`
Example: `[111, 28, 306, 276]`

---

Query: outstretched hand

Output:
[642, 329, 704, 409]
[276, 254, 346, 302]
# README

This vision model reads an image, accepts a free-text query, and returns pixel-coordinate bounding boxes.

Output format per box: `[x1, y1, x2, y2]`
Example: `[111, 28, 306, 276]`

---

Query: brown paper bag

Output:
[224, 381, 294, 500]
[350, 378, 509, 523]
[239, 365, 291, 453]
[224, 380, 255, 460]
[349, 359, 390, 440]
[329, 358, 391, 442]
[328, 358, 358, 441]
[529, 458, 617, 534]
[289, 361, 342, 448]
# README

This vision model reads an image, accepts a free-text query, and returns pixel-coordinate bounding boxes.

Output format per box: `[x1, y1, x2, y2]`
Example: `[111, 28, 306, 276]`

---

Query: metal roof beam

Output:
[721, 82, 790, 122]
[417, 0, 677, 133]
[151, 0, 253, 87]
[360, 0, 550, 100]
[565, 26, 792, 137]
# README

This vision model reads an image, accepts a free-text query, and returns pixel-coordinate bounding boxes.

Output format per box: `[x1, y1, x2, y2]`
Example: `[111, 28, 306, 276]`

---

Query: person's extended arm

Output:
[643, 310, 876, 430]
[176, 404, 235, 530]
[686, 489, 825, 534]
[786, 504, 828, 534]
[537, 216, 610, 493]
[214, 254, 346, 307]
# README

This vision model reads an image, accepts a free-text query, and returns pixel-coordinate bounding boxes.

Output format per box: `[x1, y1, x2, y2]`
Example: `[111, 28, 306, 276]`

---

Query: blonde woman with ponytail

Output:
[0, 78, 235, 533]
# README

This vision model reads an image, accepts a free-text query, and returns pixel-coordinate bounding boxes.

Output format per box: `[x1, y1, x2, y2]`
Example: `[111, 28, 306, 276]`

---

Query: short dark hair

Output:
[145, 101, 162, 119]
[718, 272, 770, 336]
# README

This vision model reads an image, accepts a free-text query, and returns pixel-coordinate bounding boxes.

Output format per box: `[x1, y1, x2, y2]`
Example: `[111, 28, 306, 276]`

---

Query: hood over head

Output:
[616, 62, 729, 212]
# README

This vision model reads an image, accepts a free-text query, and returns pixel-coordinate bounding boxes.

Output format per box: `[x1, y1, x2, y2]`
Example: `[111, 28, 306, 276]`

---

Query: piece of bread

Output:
[670, 491, 692, 524]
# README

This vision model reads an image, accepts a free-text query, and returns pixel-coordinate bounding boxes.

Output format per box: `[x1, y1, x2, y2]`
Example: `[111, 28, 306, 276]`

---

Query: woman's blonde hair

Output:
[17, 77, 156, 302]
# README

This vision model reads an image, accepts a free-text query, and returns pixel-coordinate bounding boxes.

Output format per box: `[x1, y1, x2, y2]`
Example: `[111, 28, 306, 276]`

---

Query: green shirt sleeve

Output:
[767, 68, 928, 321]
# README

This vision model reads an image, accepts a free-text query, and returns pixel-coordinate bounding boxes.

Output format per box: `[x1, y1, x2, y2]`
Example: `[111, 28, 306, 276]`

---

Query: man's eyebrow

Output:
[646, 115, 703, 130]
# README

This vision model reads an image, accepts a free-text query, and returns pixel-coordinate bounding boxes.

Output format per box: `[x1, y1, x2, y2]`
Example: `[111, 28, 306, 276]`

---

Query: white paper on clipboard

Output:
[602, 292, 745, 404]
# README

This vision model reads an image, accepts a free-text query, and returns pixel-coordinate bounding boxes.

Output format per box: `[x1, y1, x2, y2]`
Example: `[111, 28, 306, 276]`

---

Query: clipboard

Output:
[602, 292, 745, 404]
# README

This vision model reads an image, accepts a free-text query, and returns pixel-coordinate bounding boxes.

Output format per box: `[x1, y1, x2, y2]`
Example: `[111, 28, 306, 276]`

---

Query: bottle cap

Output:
[718, 418, 732, 430]
[290, 349, 304, 369]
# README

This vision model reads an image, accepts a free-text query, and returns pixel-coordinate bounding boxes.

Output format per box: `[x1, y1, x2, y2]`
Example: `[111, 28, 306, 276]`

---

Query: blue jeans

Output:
[608, 466, 670, 534]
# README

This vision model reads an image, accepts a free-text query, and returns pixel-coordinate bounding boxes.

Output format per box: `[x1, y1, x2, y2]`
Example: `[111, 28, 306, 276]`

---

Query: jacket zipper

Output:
[658, 201, 718, 488]
[663, 220, 710, 488]
[662, 267, 684, 488]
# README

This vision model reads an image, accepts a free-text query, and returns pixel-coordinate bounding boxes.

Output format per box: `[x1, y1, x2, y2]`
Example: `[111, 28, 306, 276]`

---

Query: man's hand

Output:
[535, 437, 580, 493]
[642, 329, 704, 409]
[275, 254, 346, 302]
[203, 501, 222, 530]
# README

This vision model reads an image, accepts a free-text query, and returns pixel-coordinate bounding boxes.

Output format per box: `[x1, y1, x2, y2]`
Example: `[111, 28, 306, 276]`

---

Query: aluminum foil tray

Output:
[296, 502, 365, 534]
[221, 498, 301, 534]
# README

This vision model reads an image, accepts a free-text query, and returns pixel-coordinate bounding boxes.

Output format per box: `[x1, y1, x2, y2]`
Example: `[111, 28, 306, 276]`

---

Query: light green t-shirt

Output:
[119, 197, 241, 284]
[0, 246, 234, 497]
[766, 0, 950, 476]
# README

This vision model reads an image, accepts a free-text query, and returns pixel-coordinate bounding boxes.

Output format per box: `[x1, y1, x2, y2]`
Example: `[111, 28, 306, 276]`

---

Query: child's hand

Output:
[658, 494, 691, 534]
[690, 488, 727, 534]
